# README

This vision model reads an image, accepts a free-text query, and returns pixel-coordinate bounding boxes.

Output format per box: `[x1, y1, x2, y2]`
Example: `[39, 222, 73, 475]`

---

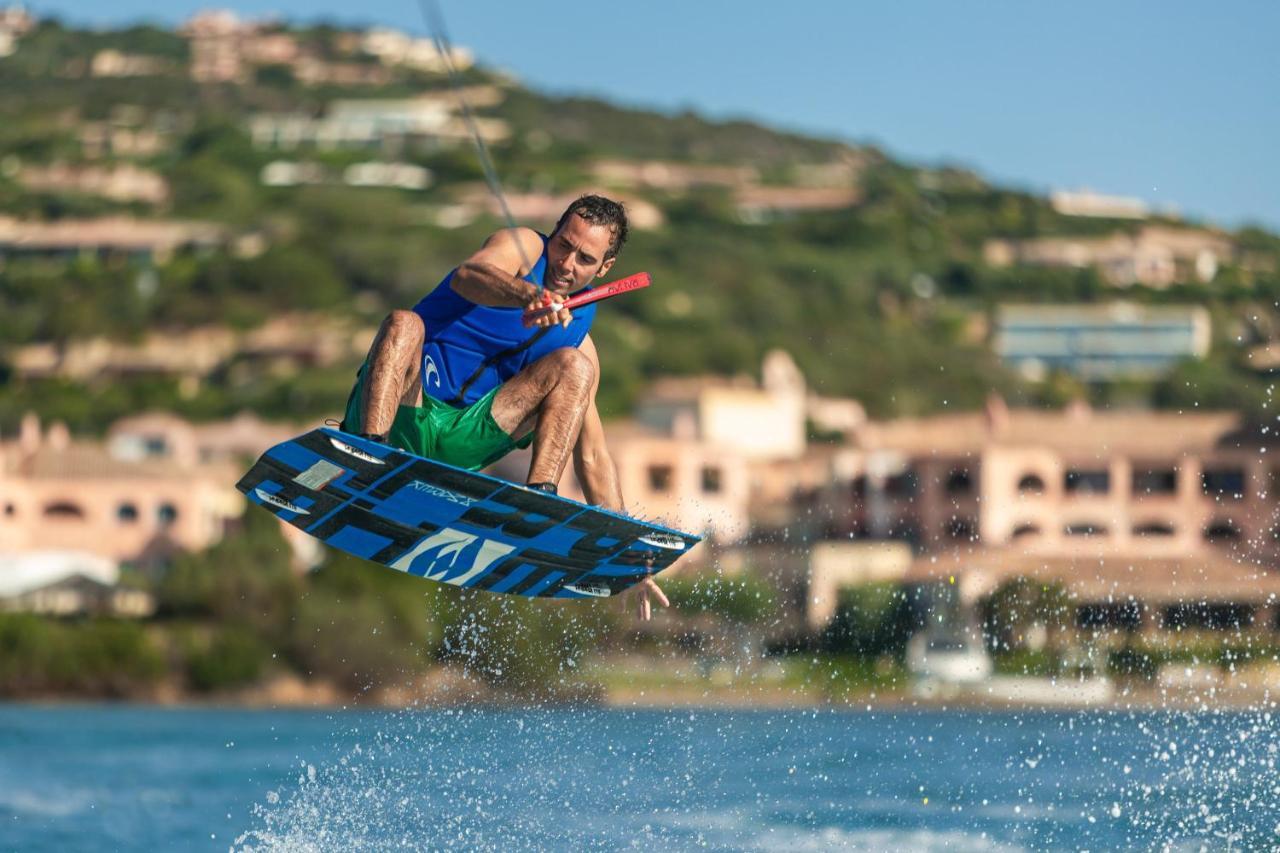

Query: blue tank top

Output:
[412, 234, 597, 407]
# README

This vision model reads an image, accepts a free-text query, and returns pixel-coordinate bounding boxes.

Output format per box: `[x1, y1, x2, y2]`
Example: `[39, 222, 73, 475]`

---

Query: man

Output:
[341, 194, 669, 619]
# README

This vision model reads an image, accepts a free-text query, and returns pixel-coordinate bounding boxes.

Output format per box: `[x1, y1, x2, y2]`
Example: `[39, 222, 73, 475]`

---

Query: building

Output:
[1050, 189, 1150, 220]
[0, 551, 154, 617]
[15, 162, 169, 204]
[984, 225, 1234, 288]
[605, 421, 750, 544]
[106, 410, 310, 467]
[248, 90, 509, 151]
[486, 419, 751, 546]
[0, 415, 244, 569]
[0, 3, 34, 58]
[803, 397, 1280, 633]
[627, 350, 873, 540]
[636, 350, 809, 463]
[588, 159, 758, 191]
[181, 10, 249, 83]
[292, 58, 391, 88]
[78, 114, 169, 160]
[181, 12, 426, 87]
[994, 302, 1211, 380]
[0, 216, 226, 265]
[733, 185, 861, 223]
[90, 49, 171, 78]
[360, 27, 473, 72]
[342, 162, 431, 190]
[10, 313, 369, 385]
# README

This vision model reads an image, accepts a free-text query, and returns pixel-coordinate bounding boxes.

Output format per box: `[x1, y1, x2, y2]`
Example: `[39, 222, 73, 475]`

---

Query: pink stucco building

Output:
[0, 414, 245, 568]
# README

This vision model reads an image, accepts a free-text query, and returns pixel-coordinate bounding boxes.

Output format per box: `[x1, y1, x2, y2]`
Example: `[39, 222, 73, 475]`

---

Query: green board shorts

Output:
[340, 365, 533, 471]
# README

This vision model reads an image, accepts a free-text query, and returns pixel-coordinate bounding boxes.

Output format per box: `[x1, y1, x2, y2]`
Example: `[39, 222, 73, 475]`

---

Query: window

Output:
[700, 466, 722, 494]
[885, 471, 918, 498]
[1202, 468, 1246, 500]
[1163, 603, 1253, 631]
[43, 501, 86, 520]
[945, 468, 973, 495]
[157, 503, 179, 525]
[1204, 519, 1242, 544]
[1132, 468, 1177, 496]
[117, 503, 139, 523]
[1064, 522, 1108, 537]
[3, 503, 13, 518]
[1064, 469, 1110, 495]
[1077, 602, 1142, 630]
[887, 521, 921, 548]
[647, 465, 673, 493]
[1017, 473, 1046, 494]
[1133, 522, 1176, 537]
[1011, 523, 1042, 540]
[946, 518, 977, 541]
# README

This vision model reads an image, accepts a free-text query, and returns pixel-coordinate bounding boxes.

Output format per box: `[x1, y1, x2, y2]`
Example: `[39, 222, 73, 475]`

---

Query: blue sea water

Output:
[0, 704, 1277, 851]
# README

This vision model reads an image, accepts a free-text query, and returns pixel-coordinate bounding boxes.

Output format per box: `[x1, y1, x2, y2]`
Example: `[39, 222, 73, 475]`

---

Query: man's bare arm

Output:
[451, 228, 572, 328]
[574, 336, 669, 620]
[573, 339, 624, 511]
[450, 227, 545, 307]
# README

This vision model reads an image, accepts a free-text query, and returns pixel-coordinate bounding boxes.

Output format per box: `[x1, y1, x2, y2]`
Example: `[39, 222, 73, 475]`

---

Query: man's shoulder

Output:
[486, 225, 545, 249]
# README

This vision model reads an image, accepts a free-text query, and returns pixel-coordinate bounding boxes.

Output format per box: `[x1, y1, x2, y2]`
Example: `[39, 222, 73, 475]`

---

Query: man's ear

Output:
[596, 257, 616, 279]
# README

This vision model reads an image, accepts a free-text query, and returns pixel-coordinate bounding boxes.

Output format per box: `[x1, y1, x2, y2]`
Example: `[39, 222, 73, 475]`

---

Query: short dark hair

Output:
[553, 194, 629, 261]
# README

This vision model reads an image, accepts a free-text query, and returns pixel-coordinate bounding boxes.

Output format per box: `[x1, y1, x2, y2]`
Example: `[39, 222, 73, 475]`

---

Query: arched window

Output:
[43, 501, 86, 520]
[1011, 523, 1042, 540]
[157, 503, 179, 526]
[1017, 473, 1046, 494]
[1133, 522, 1176, 537]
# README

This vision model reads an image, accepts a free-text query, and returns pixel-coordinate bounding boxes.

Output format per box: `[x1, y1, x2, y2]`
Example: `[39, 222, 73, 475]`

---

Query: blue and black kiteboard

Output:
[236, 428, 701, 598]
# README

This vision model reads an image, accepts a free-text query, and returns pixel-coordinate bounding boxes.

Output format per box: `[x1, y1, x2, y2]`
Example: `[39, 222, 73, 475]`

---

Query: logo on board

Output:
[390, 527, 514, 585]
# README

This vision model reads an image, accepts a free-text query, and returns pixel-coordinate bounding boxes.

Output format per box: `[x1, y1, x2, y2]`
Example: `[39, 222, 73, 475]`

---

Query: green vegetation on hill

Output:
[1, 19, 1278, 434]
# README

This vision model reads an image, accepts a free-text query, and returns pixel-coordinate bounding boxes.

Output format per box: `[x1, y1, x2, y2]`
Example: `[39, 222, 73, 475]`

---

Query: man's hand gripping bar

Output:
[523, 272, 652, 323]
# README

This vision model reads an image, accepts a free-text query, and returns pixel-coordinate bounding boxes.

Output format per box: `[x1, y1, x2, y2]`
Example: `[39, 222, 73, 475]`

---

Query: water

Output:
[1, 705, 1277, 851]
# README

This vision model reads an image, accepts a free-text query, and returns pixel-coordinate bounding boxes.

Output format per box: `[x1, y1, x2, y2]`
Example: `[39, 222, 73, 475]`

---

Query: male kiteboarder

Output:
[341, 194, 668, 619]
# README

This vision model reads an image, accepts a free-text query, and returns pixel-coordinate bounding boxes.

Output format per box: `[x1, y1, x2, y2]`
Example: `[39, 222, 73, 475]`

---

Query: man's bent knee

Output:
[381, 309, 424, 345]
[542, 346, 595, 387]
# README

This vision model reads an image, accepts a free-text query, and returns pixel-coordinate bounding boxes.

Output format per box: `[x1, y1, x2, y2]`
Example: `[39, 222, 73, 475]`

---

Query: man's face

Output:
[545, 213, 617, 293]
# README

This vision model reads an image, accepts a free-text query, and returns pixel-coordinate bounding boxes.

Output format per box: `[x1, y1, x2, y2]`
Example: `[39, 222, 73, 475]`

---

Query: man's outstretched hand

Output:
[622, 575, 670, 621]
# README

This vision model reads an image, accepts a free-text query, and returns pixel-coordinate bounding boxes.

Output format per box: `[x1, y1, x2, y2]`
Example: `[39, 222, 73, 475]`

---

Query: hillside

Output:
[1, 15, 1278, 432]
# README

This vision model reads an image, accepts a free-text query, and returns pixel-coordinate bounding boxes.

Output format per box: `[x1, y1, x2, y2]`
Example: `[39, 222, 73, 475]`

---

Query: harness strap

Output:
[445, 325, 554, 407]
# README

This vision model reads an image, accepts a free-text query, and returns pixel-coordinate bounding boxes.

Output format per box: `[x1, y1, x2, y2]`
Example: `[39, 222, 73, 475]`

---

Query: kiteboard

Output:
[236, 428, 701, 598]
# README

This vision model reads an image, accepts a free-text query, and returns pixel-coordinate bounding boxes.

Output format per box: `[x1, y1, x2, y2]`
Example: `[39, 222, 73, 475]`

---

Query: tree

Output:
[822, 582, 915, 658]
[980, 577, 1070, 654]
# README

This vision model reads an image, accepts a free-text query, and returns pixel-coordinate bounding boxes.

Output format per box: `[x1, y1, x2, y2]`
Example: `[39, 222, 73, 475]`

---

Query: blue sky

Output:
[27, 0, 1280, 229]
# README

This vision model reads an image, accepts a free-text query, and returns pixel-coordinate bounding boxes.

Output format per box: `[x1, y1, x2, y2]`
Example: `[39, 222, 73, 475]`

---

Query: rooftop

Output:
[859, 402, 1242, 457]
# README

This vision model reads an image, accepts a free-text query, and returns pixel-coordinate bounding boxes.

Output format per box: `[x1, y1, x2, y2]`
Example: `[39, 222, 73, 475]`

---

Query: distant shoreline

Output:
[4, 675, 1277, 714]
